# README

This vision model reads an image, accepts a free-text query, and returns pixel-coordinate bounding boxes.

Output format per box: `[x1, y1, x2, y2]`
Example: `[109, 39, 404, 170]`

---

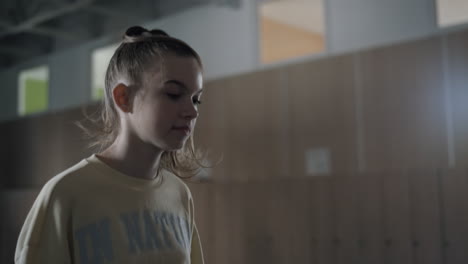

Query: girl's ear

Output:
[113, 83, 131, 113]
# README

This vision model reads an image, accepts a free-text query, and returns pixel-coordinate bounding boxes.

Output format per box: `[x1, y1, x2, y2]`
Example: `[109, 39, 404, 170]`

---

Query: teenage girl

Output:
[15, 26, 205, 264]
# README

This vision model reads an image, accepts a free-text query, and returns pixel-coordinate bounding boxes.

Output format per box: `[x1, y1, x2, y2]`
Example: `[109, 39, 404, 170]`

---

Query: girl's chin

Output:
[163, 140, 187, 151]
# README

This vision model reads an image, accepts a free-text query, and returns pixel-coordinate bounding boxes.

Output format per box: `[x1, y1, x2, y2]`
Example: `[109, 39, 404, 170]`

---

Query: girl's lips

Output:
[172, 126, 191, 135]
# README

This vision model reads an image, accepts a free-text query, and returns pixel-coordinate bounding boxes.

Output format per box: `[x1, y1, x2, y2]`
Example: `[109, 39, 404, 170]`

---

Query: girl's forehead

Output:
[165, 55, 200, 72]
[143, 56, 203, 89]
[146, 55, 200, 76]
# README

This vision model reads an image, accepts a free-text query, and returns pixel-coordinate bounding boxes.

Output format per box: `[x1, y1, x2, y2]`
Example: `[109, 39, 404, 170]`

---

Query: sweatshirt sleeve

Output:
[190, 224, 204, 264]
[15, 179, 72, 264]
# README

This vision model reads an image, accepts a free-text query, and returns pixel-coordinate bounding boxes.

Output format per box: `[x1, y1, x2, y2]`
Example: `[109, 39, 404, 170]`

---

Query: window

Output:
[91, 43, 119, 100]
[436, 0, 468, 27]
[259, 0, 326, 64]
[18, 65, 49, 116]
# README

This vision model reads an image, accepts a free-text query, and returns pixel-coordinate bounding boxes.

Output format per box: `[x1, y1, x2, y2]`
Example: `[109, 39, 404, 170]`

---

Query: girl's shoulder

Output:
[38, 156, 99, 202]
[48, 157, 95, 185]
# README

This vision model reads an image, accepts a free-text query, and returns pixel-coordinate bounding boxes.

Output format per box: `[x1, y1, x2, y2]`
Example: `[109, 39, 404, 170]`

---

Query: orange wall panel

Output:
[261, 17, 325, 64]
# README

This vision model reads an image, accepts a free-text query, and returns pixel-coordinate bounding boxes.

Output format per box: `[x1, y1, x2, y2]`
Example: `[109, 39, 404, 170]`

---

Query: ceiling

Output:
[2, 0, 467, 73]
[0, 0, 239, 72]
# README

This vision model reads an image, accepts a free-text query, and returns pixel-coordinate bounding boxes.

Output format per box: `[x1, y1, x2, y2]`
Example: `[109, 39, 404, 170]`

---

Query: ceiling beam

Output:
[0, 20, 79, 40]
[0, 44, 37, 56]
[26, 27, 80, 40]
[0, 0, 95, 39]
[85, 5, 142, 20]
[213, 0, 242, 8]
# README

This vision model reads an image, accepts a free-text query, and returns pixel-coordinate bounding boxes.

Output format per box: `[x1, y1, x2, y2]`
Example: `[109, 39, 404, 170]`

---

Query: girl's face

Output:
[128, 53, 203, 151]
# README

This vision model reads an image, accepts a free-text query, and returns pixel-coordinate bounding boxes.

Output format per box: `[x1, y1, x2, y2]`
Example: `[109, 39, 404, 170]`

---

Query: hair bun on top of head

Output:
[149, 29, 169, 37]
[123, 26, 170, 43]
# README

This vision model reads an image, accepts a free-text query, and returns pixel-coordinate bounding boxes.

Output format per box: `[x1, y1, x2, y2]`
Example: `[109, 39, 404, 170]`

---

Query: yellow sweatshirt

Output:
[15, 154, 204, 264]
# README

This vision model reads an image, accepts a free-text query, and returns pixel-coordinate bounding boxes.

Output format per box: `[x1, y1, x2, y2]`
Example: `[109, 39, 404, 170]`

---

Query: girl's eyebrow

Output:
[165, 79, 203, 94]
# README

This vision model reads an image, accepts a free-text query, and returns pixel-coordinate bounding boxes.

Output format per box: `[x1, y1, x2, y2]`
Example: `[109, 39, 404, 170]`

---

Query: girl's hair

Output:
[80, 26, 205, 179]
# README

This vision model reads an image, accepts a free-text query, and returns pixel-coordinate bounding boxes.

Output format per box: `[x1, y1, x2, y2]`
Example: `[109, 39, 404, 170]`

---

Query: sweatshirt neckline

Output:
[85, 154, 164, 189]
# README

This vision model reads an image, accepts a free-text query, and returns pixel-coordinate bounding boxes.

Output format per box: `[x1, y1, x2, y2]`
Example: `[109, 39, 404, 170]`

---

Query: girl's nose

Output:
[183, 102, 199, 120]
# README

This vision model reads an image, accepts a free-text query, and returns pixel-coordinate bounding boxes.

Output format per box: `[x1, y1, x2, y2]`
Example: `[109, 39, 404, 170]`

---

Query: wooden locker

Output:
[1, 190, 40, 263]
[356, 171, 385, 264]
[212, 183, 231, 264]
[194, 79, 229, 182]
[287, 55, 358, 179]
[408, 169, 442, 264]
[243, 182, 275, 264]
[440, 168, 468, 264]
[229, 182, 246, 264]
[358, 37, 448, 171]
[188, 182, 214, 264]
[225, 68, 286, 183]
[334, 173, 360, 264]
[382, 170, 412, 264]
[445, 29, 468, 168]
[313, 177, 335, 264]
[288, 179, 315, 264]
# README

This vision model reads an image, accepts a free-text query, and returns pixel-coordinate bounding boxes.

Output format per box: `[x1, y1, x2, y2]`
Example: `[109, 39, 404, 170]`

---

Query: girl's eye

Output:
[167, 93, 182, 100]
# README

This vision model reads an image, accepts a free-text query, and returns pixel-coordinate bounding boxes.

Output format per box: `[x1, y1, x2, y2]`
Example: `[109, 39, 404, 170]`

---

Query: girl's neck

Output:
[98, 135, 163, 180]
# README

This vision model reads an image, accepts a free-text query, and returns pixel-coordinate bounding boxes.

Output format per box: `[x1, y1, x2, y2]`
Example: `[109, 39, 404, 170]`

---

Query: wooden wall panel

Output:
[357, 172, 384, 264]
[383, 170, 412, 264]
[244, 182, 275, 264]
[440, 169, 468, 264]
[57, 106, 95, 174]
[313, 178, 335, 264]
[408, 170, 442, 264]
[446, 30, 468, 168]
[304, 180, 321, 264]
[230, 183, 246, 264]
[188, 183, 214, 264]
[287, 55, 357, 178]
[212, 184, 231, 264]
[0, 105, 93, 188]
[359, 37, 448, 171]
[1, 115, 64, 187]
[195, 80, 229, 181]
[334, 174, 360, 264]
[267, 69, 292, 180]
[270, 181, 297, 263]
[0, 120, 27, 188]
[225, 68, 288, 182]
[288, 180, 314, 264]
[0, 190, 39, 264]
[189, 170, 468, 264]
[225, 73, 262, 182]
